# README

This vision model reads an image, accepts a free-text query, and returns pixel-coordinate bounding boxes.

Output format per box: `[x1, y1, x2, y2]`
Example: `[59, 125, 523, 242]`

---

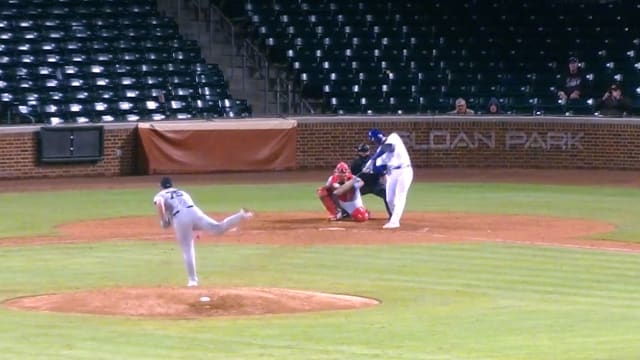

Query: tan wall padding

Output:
[137, 120, 297, 174]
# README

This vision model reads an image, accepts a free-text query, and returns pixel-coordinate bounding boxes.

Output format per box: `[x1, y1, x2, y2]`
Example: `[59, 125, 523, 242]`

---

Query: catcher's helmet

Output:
[160, 176, 173, 189]
[368, 129, 385, 145]
[334, 161, 350, 175]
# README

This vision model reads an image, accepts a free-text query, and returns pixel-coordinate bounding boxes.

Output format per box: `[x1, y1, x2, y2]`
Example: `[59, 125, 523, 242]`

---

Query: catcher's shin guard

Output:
[317, 186, 338, 217]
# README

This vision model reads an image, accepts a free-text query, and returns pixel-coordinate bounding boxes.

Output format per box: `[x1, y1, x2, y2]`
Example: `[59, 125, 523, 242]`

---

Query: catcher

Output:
[316, 161, 369, 222]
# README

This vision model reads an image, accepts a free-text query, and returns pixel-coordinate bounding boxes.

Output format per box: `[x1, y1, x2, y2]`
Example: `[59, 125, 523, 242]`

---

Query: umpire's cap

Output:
[355, 143, 370, 153]
[160, 176, 173, 189]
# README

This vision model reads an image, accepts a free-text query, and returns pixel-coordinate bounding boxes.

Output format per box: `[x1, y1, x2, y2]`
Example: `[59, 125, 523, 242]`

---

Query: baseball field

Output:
[1, 168, 640, 359]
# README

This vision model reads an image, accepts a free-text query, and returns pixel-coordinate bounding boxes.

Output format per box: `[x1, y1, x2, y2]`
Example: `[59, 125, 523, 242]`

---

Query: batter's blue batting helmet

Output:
[368, 129, 385, 145]
[160, 177, 173, 189]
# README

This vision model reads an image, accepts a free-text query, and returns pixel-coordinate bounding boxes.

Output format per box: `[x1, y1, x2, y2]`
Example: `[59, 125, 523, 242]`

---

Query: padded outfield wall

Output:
[1, 116, 640, 179]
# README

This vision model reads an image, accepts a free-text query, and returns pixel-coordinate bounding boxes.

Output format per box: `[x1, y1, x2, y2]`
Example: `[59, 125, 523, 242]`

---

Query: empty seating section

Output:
[241, 0, 640, 115]
[0, 0, 245, 125]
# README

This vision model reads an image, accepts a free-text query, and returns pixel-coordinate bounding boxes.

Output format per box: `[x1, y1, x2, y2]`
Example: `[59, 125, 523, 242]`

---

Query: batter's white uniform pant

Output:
[386, 166, 413, 226]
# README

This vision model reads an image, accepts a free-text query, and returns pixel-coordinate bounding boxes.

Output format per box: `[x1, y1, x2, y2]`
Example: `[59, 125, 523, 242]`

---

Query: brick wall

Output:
[2, 116, 640, 179]
[0, 124, 138, 179]
[295, 116, 640, 170]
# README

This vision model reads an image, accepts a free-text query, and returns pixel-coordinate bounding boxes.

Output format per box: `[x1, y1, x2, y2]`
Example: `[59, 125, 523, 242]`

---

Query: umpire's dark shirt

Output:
[350, 155, 382, 188]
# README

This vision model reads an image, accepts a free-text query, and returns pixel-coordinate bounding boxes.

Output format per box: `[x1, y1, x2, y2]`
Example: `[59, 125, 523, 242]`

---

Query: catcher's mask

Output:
[334, 161, 351, 176]
[160, 176, 173, 189]
[355, 143, 370, 153]
[368, 129, 385, 145]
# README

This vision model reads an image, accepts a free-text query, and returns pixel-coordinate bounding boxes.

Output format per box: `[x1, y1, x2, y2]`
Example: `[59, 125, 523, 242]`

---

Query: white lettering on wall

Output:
[399, 131, 496, 150]
[566, 132, 584, 150]
[401, 131, 583, 151]
[505, 131, 583, 150]
[429, 130, 451, 150]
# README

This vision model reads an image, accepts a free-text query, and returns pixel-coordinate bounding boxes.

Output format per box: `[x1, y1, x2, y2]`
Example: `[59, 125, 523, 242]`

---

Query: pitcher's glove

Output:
[160, 217, 172, 229]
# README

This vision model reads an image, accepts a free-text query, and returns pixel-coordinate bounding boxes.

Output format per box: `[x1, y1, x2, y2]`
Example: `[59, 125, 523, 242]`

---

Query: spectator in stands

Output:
[595, 83, 632, 117]
[557, 57, 584, 102]
[486, 97, 503, 114]
[448, 98, 475, 115]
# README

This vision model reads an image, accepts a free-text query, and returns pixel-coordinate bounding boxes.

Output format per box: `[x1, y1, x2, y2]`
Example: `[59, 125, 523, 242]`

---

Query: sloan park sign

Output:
[397, 131, 584, 151]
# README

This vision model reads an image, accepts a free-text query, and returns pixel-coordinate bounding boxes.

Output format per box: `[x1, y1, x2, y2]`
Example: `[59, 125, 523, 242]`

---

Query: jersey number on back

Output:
[169, 190, 190, 208]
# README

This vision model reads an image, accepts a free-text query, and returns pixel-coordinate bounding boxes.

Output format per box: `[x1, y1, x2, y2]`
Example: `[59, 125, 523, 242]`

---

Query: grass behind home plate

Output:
[0, 182, 640, 359]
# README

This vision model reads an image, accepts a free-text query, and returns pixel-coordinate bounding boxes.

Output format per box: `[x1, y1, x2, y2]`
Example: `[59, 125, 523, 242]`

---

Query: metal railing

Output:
[164, 0, 311, 115]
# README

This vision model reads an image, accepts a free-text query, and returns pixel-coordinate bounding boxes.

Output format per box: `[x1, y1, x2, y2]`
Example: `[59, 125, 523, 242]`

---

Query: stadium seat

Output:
[66, 101, 92, 123]
[219, 98, 252, 117]
[166, 99, 193, 119]
[115, 100, 142, 121]
[40, 102, 66, 125]
[235, 0, 638, 115]
[192, 98, 224, 118]
[92, 101, 116, 122]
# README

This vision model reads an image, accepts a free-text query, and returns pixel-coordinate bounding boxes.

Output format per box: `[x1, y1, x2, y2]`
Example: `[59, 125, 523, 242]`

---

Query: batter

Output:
[364, 129, 413, 229]
[153, 177, 253, 286]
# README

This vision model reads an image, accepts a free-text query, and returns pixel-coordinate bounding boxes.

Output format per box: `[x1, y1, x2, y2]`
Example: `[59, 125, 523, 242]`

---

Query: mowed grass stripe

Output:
[4, 314, 466, 360]
[267, 244, 640, 284]
[358, 243, 640, 268]
[236, 244, 640, 308]
[179, 337, 462, 360]
[209, 276, 640, 313]
[222, 243, 640, 285]
[270, 242, 640, 268]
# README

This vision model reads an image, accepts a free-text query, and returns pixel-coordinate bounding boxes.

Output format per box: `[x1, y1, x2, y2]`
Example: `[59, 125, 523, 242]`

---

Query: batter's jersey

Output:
[153, 187, 196, 217]
[378, 132, 411, 168]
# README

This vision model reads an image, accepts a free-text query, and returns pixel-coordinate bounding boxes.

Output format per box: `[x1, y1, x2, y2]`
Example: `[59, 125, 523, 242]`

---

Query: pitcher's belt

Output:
[390, 164, 411, 170]
[173, 205, 194, 217]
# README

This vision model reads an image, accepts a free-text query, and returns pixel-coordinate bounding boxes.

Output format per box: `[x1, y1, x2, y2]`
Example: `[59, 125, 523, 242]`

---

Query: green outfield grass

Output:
[1, 181, 640, 359]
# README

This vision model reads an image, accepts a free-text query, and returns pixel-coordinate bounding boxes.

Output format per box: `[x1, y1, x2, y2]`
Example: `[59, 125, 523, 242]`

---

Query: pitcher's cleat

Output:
[240, 208, 254, 219]
[187, 280, 199, 287]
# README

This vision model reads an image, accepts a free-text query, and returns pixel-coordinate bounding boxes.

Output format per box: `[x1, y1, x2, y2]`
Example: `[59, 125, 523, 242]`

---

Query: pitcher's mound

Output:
[3, 287, 379, 318]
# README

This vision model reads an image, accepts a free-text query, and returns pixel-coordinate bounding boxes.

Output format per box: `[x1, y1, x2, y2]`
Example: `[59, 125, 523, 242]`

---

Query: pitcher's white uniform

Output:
[153, 181, 252, 287]
[366, 130, 413, 229]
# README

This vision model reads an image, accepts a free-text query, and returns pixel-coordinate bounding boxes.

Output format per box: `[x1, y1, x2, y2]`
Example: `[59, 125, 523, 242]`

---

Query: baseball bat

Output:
[333, 172, 369, 196]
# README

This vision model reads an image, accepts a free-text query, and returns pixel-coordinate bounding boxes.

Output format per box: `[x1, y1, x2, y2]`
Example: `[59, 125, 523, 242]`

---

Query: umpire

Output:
[350, 143, 392, 218]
